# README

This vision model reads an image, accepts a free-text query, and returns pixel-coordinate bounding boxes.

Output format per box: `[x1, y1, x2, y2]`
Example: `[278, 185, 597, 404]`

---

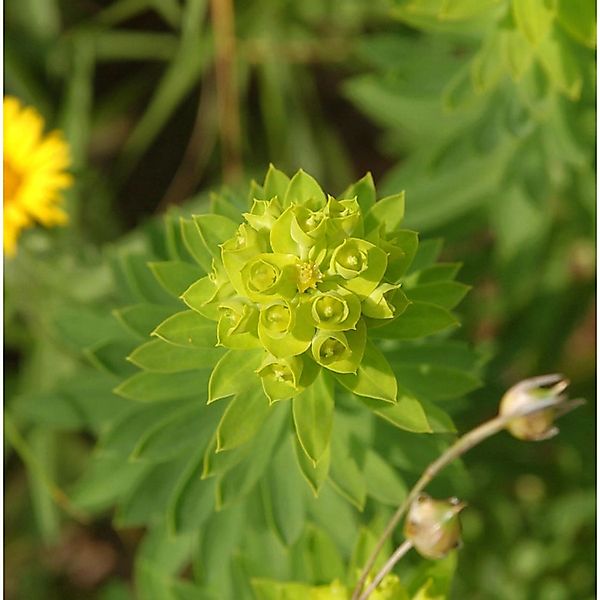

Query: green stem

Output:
[359, 540, 413, 600]
[5, 413, 90, 524]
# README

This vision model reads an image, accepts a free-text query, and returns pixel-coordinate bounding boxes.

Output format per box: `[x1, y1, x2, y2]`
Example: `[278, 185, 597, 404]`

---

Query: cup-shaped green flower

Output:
[258, 300, 315, 358]
[256, 354, 304, 403]
[499, 374, 570, 441]
[241, 253, 298, 302]
[404, 493, 465, 560]
[361, 282, 402, 320]
[311, 320, 366, 373]
[310, 287, 361, 331]
[217, 299, 260, 349]
[270, 203, 330, 259]
[329, 238, 388, 299]
[243, 197, 283, 232]
[325, 196, 363, 240]
[221, 223, 267, 296]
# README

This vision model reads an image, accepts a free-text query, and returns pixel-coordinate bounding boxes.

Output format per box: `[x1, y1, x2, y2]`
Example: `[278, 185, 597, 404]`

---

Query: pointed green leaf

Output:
[292, 372, 334, 464]
[168, 452, 217, 535]
[216, 404, 287, 508]
[116, 457, 189, 527]
[181, 276, 222, 321]
[512, 0, 555, 46]
[193, 214, 238, 262]
[360, 395, 433, 433]
[128, 339, 222, 373]
[196, 503, 245, 587]
[293, 435, 330, 496]
[339, 172, 376, 214]
[70, 456, 146, 512]
[303, 526, 346, 584]
[263, 164, 291, 200]
[329, 431, 366, 511]
[85, 339, 138, 377]
[334, 341, 397, 403]
[406, 281, 470, 309]
[149, 261, 204, 297]
[132, 401, 221, 461]
[181, 217, 212, 272]
[364, 191, 405, 232]
[420, 399, 457, 433]
[536, 29, 583, 99]
[283, 169, 326, 207]
[372, 302, 458, 339]
[119, 253, 176, 305]
[153, 310, 217, 348]
[364, 449, 407, 506]
[208, 349, 264, 403]
[390, 363, 481, 401]
[99, 400, 190, 457]
[216, 383, 270, 451]
[417, 263, 462, 283]
[386, 229, 419, 281]
[556, 0, 596, 47]
[115, 370, 210, 402]
[407, 239, 443, 274]
[263, 438, 306, 546]
[114, 304, 176, 339]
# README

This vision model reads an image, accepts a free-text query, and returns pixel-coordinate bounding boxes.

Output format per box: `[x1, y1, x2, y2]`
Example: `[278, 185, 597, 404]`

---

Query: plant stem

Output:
[359, 540, 413, 600]
[4, 413, 90, 525]
[351, 395, 581, 599]
[210, 0, 242, 184]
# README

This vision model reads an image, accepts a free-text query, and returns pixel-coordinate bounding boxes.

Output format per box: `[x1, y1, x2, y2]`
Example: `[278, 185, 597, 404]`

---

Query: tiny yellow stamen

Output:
[297, 260, 323, 293]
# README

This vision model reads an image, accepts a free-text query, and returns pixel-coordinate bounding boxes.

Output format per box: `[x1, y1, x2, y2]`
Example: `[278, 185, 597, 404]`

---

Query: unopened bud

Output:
[404, 493, 465, 559]
[499, 374, 570, 441]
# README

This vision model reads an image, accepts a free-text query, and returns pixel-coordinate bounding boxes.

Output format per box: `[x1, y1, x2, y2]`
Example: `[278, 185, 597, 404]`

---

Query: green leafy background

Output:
[4, 1, 594, 599]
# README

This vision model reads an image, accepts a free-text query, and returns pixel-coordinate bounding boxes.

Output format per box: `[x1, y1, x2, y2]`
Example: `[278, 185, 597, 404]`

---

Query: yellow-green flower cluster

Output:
[192, 168, 406, 403]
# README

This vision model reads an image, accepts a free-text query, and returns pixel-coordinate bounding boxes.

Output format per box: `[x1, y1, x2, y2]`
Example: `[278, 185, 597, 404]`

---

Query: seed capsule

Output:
[499, 374, 569, 441]
[404, 493, 466, 559]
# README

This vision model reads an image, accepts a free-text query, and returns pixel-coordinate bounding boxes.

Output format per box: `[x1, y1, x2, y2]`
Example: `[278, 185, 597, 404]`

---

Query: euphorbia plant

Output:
[173, 167, 420, 458]
[132, 165, 468, 486]
[21, 166, 480, 597]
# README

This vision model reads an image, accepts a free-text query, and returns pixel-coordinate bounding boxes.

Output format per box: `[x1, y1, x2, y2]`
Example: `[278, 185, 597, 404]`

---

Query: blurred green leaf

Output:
[292, 371, 334, 464]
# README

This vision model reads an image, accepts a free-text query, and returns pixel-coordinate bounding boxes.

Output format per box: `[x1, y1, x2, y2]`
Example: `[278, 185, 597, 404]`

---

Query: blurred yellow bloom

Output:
[3, 96, 73, 255]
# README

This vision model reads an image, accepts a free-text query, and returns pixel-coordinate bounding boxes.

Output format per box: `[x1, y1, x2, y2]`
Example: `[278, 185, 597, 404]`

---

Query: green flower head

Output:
[191, 168, 417, 391]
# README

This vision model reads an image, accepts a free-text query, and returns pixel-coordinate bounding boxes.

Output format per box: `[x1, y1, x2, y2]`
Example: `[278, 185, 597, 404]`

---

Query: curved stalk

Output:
[359, 540, 413, 600]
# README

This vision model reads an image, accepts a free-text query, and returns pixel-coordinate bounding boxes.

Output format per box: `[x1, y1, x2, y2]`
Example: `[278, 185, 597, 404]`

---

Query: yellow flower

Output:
[3, 96, 73, 255]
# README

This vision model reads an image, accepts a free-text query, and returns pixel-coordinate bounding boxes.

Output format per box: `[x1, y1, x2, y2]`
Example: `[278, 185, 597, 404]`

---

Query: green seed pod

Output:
[404, 493, 466, 560]
[499, 374, 569, 441]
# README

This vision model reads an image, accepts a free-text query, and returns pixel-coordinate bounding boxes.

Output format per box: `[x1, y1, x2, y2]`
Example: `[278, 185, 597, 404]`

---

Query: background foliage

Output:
[4, 0, 595, 599]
